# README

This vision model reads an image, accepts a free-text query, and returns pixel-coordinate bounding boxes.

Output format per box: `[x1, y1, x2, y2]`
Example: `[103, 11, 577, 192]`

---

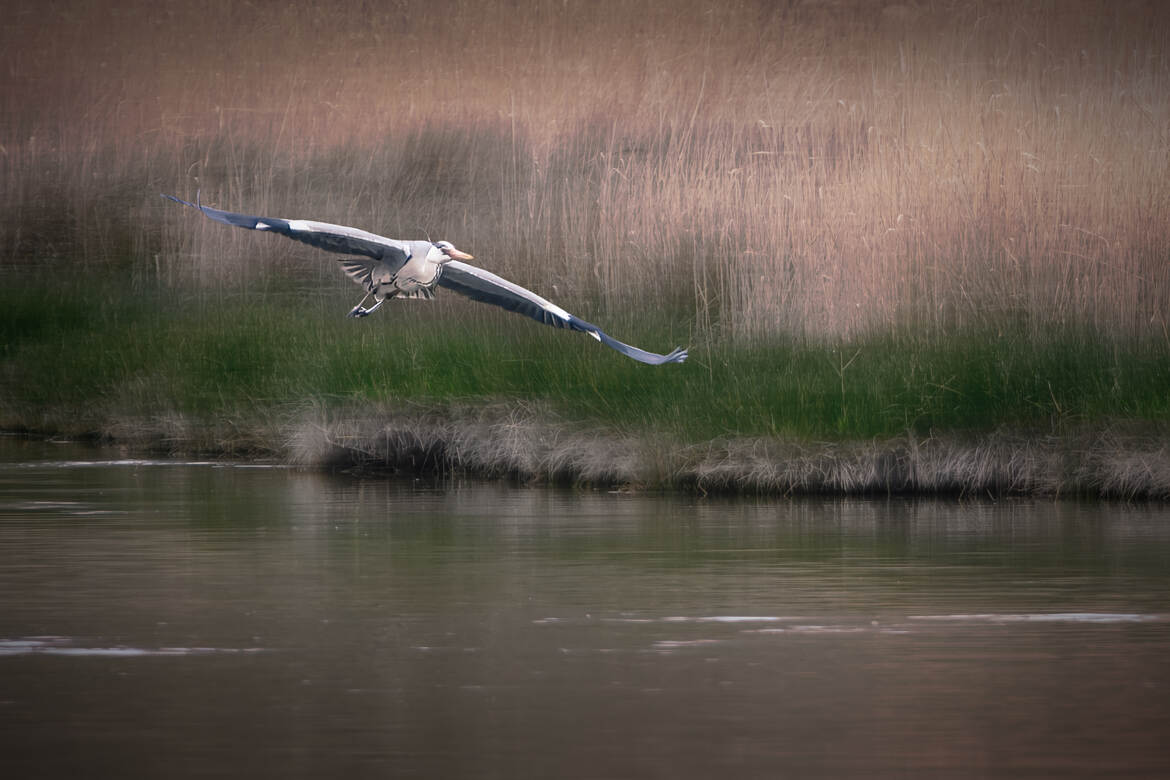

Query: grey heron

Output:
[163, 195, 687, 365]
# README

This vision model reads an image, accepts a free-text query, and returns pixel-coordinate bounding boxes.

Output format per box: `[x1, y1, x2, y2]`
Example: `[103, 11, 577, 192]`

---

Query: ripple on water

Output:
[0, 636, 267, 657]
[908, 613, 1167, 624]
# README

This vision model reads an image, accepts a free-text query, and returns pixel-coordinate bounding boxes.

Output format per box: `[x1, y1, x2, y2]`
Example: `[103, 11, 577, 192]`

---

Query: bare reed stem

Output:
[2, 0, 1168, 343]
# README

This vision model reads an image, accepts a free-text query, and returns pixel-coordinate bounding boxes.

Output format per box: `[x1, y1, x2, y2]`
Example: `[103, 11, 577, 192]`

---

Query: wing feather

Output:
[437, 261, 687, 365]
[162, 194, 409, 268]
[437, 261, 574, 328]
[340, 258, 380, 291]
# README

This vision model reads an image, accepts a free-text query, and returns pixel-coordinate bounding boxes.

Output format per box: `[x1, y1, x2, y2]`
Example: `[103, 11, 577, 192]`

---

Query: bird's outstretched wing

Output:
[162, 194, 410, 266]
[438, 261, 688, 365]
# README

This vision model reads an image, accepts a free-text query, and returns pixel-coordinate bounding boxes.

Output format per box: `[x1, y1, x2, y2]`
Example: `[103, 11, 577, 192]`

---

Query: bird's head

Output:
[432, 240, 474, 263]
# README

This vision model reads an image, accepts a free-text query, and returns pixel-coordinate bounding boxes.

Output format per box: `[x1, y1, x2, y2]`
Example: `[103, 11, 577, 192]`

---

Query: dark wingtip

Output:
[161, 193, 195, 208]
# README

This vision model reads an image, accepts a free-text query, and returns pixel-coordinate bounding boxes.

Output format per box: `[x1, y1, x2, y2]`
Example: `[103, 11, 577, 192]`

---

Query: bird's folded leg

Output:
[348, 291, 372, 317]
[348, 292, 384, 318]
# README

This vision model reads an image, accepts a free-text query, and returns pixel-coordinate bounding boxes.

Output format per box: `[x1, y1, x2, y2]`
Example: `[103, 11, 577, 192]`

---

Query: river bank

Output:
[8, 403, 1168, 499]
[5, 286, 1169, 498]
[4, 1, 1169, 499]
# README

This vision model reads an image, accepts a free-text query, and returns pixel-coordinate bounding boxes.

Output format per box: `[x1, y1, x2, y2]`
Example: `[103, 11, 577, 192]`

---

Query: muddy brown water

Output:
[1, 438, 1168, 778]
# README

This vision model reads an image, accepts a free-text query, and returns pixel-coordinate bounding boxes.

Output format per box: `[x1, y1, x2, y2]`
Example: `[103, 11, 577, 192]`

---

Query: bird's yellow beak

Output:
[447, 248, 474, 260]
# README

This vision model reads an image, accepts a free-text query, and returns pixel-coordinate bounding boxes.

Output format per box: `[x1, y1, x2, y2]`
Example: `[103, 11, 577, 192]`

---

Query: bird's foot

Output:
[348, 305, 370, 318]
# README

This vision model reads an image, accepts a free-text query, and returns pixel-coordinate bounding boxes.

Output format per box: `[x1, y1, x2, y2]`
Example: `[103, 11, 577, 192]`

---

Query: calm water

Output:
[1, 438, 1168, 779]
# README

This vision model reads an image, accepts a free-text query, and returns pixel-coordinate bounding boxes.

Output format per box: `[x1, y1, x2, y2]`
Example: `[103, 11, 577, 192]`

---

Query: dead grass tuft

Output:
[279, 404, 1170, 498]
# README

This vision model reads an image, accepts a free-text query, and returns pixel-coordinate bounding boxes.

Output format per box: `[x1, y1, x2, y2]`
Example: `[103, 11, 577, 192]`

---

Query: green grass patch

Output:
[3, 279, 1168, 442]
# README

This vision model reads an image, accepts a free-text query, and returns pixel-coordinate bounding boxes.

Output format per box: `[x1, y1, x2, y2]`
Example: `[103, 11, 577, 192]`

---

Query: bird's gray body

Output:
[338, 239, 444, 300]
[250, 217, 439, 301]
[162, 194, 687, 365]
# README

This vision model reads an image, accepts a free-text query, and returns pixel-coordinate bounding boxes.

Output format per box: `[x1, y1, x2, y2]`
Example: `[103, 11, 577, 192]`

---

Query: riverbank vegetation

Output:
[2, 1, 1169, 495]
[3, 281, 1169, 496]
[4, 280, 1170, 440]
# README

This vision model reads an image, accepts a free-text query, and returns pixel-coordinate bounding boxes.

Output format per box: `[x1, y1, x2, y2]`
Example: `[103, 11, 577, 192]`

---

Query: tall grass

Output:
[3, 0, 1168, 343]
[3, 281, 1168, 443]
[4, 280, 1169, 496]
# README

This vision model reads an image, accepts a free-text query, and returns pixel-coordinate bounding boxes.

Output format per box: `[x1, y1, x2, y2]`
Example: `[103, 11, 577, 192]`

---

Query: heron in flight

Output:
[163, 195, 687, 365]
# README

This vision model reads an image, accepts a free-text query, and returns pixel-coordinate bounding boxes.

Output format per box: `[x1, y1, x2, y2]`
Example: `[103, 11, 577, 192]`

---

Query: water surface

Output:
[1, 438, 1168, 778]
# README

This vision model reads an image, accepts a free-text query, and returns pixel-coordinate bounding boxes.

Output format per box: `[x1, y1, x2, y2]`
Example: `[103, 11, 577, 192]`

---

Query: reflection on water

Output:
[1, 437, 1169, 778]
[0, 637, 265, 657]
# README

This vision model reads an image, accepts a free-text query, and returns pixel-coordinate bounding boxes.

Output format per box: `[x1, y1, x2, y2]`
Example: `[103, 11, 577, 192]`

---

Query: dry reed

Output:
[3, 0, 1169, 342]
[20, 396, 1163, 498]
[259, 403, 1170, 498]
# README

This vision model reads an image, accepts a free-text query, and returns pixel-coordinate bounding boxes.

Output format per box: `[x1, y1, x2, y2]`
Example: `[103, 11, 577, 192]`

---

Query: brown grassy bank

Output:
[3, 0, 1169, 341]
[61, 404, 1170, 499]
